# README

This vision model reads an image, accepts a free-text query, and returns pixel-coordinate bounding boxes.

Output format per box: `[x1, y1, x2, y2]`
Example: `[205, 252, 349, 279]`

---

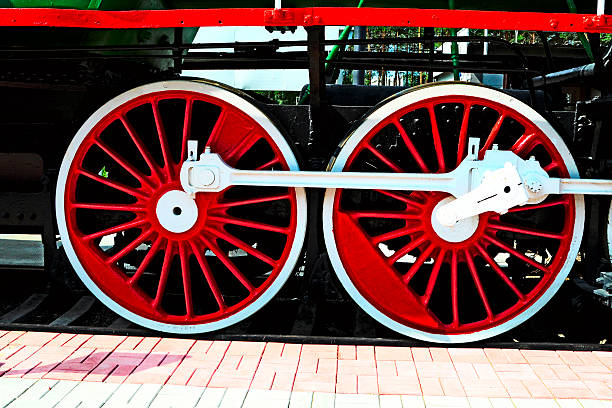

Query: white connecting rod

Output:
[180, 139, 612, 227]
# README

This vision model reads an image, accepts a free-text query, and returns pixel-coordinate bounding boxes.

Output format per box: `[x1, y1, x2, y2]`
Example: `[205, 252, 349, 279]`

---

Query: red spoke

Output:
[393, 118, 430, 172]
[119, 114, 162, 184]
[106, 229, 155, 265]
[422, 249, 447, 306]
[402, 243, 435, 284]
[70, 202, 146, 212]
[374, 190, 424, 209]
[255, 157, 281, 170]
[543, 162, 559, 173]
[190, 240, 227, 312]
[483, 234, 550, 273]
[212, 193, 291, 209]
[479, 113, 505, 159]
[83, 218, 146, 241]
[94, 140, 154, 191]
[464, 249, 494, 320]
[475, 244, 525, 301]
[389, 235, 427, 265]
[366, 145, 403, 173]
[153, 241, 174, 309]
[427, 104, 446, 172]
[456, 103, 471, 166]
[129, 236, 164, 286]
[209, 227, 278, 267]
[151, 100, 173, 180]
[179, 242, 194, 317]
[208, 215, 289, 235]
[77, 169, 147, 201]
[450, 251, 459, 327]
[206, 109, 227, 148]
[507, 198, 568, 213]
[181, 98, 193, 162]
[488, 222, 565, 240]
[343, 209, 420, 220]
[200, 235, 255, 293]
[511, 131, 540, 157]
[373, 226, 420, 245]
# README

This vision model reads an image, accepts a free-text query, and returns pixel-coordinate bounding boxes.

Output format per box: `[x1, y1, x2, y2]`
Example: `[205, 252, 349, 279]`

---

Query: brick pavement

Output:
[0, 331, 611, 406]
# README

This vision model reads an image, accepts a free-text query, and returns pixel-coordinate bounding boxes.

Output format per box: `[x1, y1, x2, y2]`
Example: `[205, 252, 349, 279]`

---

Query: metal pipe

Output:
[598, 0, 606, 14]
[531, 63, 597, 87]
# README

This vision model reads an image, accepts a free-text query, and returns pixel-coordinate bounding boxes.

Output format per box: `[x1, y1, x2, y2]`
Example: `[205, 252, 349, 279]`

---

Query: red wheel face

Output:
[57, 81, 306, 330]
[324, 84, 583, 341]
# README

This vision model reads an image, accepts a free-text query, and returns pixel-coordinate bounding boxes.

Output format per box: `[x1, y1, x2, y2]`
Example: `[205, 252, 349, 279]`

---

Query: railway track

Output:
[2, 264, 612, 351]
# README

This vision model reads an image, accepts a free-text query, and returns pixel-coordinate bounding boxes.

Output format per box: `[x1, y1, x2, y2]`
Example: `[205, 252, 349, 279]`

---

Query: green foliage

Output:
[255, 90, 301, 105]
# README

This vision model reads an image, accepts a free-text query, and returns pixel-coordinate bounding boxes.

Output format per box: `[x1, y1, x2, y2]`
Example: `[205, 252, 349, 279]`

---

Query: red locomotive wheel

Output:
[323, 83, 584, 343]
[56, 81, 306, 333]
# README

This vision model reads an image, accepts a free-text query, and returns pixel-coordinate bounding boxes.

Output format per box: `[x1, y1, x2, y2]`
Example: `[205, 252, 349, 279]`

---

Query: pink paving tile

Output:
[440, 377, 466, 396]
[473, 363, 498, 380]
[4, 345, 74, 378]
[293, 372, 336, 393]
[0, 331, 25, 349]
[183, 367, 216, 387]
[300, 344, 337, 359]
[415, 362, 458, 379]
[339, 345, 357, 360]
[543, 379, 595, 399]
[501, 379, 531, 398]
[53, 348, 111, 372]
[411, 348, 433, 362]
[10, 331, 58, 346]
[454, 363, 479, 381]
[449, 348, 489, 364]
[377, 376, 422, 395]
[419, 377, 444, 396]
[61, 334, 93, 350]
[251, 363, 297, 391]
[358, 375, 379, 394]
[523, 378, 554, 398]
[207, 354, 260, 388]
[531, 364, 560, 380]
[337, 359, 376, 376]
[584, 380, 612, 399]
[44, 333, 76, 348]
[0, 345, 43, 375]
[593, 351, 612, 369]
[430, 348, 452, 362]
[297, 357, 337, 375]
[225, 341, 266, 357]
[550, 364, 580, 381]
[484, 348, 527, 364]
[520, 349, 563, 365]
[81, 335, 126, 350]
[151, 337, 195, 354]
[493, 363, 538, 381]
[336, 374, 357, 394]
[122, 350, 187, 384]
[261, 343, 300, 365]
[396, 361, 418, 377]
[375, 346, 413, 361]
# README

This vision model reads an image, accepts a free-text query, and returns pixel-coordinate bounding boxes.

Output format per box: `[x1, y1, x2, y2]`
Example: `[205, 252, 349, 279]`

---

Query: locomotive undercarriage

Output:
[3, 27, 612, 343]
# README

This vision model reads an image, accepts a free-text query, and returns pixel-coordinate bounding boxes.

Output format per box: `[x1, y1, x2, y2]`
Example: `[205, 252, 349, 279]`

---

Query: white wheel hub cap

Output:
[156, 190, 198, 233]
[431, 196, 479, 242]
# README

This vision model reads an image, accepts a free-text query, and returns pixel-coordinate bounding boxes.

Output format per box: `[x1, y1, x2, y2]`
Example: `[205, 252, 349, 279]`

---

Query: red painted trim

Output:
[0, 7, 610, 33]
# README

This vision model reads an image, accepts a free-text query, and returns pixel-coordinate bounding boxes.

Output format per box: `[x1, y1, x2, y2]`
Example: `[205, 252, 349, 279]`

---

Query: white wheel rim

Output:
[323, 83, 584, 343]
[56, 80, 307, 334]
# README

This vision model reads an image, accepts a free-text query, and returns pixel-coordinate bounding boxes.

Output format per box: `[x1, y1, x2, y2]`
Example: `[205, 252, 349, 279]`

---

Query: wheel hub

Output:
[431, 196, 479, 242]
[155, 189, 199, 233]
